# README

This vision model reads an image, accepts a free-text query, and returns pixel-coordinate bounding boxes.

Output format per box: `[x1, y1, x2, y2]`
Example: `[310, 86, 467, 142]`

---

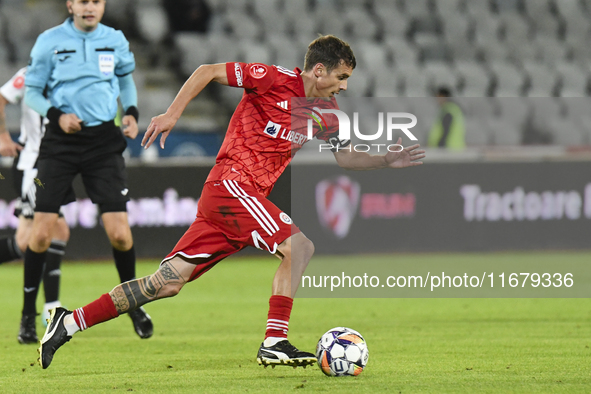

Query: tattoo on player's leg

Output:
[159, 262, 182, 281]
[139, 275, 159, 299]
[109, 262, 187, 314]
[110, 285, 130, 313]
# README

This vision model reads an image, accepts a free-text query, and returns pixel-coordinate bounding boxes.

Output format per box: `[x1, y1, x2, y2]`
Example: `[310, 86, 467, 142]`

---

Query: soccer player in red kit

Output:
[39, 35, 425, 369]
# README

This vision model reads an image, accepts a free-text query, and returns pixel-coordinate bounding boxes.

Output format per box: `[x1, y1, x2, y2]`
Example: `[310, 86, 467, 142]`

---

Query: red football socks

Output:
[265, 295, 293, 339]
[73, 293, 119, 330]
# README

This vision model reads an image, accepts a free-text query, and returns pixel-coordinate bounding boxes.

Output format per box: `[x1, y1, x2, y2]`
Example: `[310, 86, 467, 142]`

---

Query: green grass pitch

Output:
[0, 253, 590, 393]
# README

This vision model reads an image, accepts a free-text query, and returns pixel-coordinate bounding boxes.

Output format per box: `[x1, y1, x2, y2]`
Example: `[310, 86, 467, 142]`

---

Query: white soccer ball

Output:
[315, 327, 369, 376]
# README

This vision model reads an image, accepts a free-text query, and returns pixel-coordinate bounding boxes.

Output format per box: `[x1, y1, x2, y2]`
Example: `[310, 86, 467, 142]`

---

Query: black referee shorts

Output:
[11, 150, 74, 218]
[35, 120, 130, 214]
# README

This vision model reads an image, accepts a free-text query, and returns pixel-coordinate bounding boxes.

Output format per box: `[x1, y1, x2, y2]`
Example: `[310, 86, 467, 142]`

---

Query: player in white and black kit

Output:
[0, 67, 71, 344]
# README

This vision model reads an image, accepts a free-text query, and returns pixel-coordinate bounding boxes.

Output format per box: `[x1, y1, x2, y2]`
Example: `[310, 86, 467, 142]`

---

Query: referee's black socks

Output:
[23, 247, 46, 316]
[44, 240, 66, 304]
[113, 246, 136, 283]
[0, 235, 23, 264]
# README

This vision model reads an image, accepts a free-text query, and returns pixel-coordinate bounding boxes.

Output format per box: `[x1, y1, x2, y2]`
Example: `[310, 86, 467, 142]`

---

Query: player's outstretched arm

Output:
[384, 138, 425, 169]
[333, 138, 425, 170]
[0, 93, 22, 157]
[142, 63, 228, 149]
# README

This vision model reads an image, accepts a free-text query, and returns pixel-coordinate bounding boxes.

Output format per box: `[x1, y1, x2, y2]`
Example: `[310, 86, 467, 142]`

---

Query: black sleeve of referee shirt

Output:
[124, 106, 139, 123]
[438, 112, 453, 147]
[46, 107, 65, 125]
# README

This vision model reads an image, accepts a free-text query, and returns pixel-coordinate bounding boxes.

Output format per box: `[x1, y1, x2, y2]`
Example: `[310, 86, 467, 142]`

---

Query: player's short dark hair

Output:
[304, 35, 356, 73]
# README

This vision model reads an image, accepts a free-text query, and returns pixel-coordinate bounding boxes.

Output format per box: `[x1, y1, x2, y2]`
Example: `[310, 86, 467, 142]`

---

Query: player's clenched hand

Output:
[385, 137, 425, 169]
[59, 113, 83, 134]
[142, 113, 176, 149]
[0, 133, 22, 157]
[121, 115, 138, 139]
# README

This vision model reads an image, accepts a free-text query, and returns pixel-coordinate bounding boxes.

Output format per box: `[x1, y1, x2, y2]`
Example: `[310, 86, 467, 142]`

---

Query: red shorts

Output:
[162, 180, 299, 281]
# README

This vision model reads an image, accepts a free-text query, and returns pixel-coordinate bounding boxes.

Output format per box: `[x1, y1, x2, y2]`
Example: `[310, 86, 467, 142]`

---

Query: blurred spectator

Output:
[428, 87, 466, 149]
[163, 0, 211, 33]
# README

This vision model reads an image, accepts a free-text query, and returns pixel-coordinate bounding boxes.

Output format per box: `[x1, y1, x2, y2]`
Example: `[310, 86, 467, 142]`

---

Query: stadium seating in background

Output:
[342, 64, 373, 97]
[138, 88, 177, 124]
[4, 0, 591, 149]
[136, 4, 169, 45]
[385, 36, 420, 67]
[166, 0, 591, 147]
[261, 12, 290, 37]
[175, 33, 212, 76]
[373, 66, 399, 97]
[547, 117, 585, 145]
[0, 10, 8, 66]
[376, 5, 410, 38]
[269, 35, 305, 70]
[441, 15, 475, 61]
[493, 0, 523, 13]
[406, 98, 439, 143]
[561, 97, 591, 143]
[529, 98, 564, 140]
[424, 62, 458, 93]
[459, 97, 498, 122]
[455, 61, 492, 96]
[495, 98, 530, 134]
[344, 7, 379, 41]
[356, 40, 393, 74]
[252, 0, 282, 19]
[489, 62, 527, 96]
[224, 12, 262, 40]
[395, 65, 430, 97]
[522, 61, 559, 97]
[241, 39, 273, 65]
[464, 117, 492, 146]
[534, 36, 572, 67]
[488, 117, 523, 145]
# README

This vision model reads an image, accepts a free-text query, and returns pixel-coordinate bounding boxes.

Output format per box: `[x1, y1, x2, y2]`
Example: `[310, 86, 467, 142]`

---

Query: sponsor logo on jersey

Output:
[262, 119, 308, 145]
[280, 129, 307, 145]
[279, 212, 292, 224]
[249, 64, 268, 79]
[13, 76, 24, 89]
[234, 63, 243, 86]
[277, 101, 288, 110]
[99, 54, 115, 76]
[263, 120, 281, 138]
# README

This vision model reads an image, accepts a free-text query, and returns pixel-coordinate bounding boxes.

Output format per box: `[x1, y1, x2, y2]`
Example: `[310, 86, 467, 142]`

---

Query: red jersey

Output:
[206, 62, 338, 197]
